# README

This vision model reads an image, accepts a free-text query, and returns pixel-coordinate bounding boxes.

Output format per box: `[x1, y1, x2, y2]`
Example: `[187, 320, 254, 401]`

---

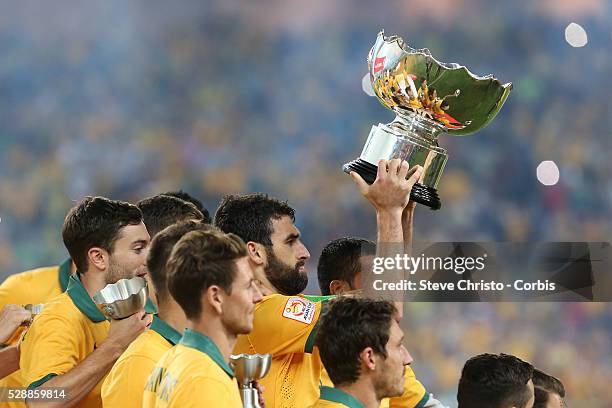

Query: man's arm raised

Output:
[350, 159, 422, 320]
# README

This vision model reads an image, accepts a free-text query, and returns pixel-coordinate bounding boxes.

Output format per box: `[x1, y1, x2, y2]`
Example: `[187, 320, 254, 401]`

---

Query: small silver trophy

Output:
[344, 30, 512, 209]
[230, 353, 272, 408]
[93, 276, 148, 319]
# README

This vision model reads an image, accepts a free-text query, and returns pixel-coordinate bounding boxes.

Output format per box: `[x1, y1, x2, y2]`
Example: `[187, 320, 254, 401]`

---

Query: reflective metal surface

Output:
[93, 276, 148, 319]
[360, 121, 448, 189]
[344, 30, 511, 209]
[368, 30, 512, 136]
[230, 353, 272, 408]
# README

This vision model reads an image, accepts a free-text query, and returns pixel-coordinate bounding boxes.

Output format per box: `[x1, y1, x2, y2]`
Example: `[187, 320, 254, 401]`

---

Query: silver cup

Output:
[93, 276, 148, 319]
[230, 353, 272, 408]
[344, 30, 512, 210]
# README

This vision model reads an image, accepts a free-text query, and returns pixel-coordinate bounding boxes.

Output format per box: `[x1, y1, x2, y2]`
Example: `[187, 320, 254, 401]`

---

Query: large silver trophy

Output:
[230, 353, 272, 408]
[344, 31, 512, 210]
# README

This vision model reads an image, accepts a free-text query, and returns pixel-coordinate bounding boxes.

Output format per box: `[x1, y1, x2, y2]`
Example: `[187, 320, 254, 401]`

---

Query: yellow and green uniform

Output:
[20, 273, 110, 408]
[142, 328, 242, 407]
[309, 386, 365, 408]
[233, 294, 328, 408]
[101, 316, 181, 408]
[0, 258, 72, 408]
[0, 258, 72, 310]
[321, 366, 429, 408]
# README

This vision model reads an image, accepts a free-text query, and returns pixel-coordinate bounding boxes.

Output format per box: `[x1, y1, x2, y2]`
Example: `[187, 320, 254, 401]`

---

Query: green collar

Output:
[144, 298, 158, 314]
[319, 386, 366, 408]
[179, 329, 234, 378]
[150, 316, 181, 346]
[66, 273, 107, 323]
[58, 258, 72, 292]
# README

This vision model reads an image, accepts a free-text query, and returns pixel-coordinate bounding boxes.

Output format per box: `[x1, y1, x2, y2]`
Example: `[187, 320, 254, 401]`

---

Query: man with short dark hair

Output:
[162, 190, 212, 224]
[136, 194, 204, 238]
[143, 228, 263, 407]
[215, 159, 423, 408]
[532, 369, 565, 408]
[317, 237, 376, 296]
[215, 192, 309, 295]
[312, 297, 412, 408]
[20, 196, 153, 408]
[102, 220, 212, 408]
[136, 193, 205, 312]
[457, 353, 535, 408]
[317, 237, 446, 408]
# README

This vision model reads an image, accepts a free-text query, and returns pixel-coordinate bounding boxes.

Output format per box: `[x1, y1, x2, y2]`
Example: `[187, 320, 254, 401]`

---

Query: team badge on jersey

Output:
[282, 297, 316, 324]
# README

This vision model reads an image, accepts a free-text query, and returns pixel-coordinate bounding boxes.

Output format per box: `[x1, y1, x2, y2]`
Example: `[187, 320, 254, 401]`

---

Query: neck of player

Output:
[191, 315, 236, 364]
[157, 296, 190, 334]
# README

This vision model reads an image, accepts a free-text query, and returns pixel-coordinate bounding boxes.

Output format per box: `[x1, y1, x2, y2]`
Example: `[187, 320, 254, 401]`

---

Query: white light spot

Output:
[565, 23, 588, 47]
[537, 161, 560, 186]
[362, 73, 375, 97]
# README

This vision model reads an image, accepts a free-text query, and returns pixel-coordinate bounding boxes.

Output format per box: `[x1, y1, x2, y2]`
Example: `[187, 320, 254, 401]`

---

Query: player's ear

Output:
[87, 247, 108, 272]
[359, 347, 376, 371]
[329, 280, 350, 295]
[206, 285, 223, 315]
[247, 242, 266, 266]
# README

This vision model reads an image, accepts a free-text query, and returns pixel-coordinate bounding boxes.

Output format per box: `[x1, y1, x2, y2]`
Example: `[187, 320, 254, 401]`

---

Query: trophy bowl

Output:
[344, 30, 512, 210]
[230, 353, 272, 385]
[93, 276, 148, 319]
[230, 353, 272, 408]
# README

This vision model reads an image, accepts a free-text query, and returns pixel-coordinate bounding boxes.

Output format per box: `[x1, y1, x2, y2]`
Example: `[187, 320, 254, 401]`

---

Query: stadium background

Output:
[0, 1, 610, 406]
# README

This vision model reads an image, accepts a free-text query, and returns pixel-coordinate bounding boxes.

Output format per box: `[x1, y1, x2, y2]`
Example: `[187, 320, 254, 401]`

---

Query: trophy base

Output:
[343, 158, 441, 210]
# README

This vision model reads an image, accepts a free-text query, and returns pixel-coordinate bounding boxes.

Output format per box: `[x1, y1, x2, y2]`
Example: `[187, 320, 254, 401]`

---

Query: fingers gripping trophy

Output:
[344, 30, 512, 210]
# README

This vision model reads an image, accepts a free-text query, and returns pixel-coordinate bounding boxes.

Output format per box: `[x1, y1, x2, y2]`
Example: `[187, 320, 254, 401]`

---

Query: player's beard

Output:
[105, 257, 143, 285]
[374, 359, 405, 400]
[264, 248, 308, 296]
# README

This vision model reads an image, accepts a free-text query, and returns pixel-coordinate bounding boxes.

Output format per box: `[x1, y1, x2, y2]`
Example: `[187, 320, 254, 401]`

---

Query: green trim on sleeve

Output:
[304, 300, 330, 353]
[302, 294, 336, 302]
[414, 392, 430, 408]
[27, 373, 58, 389]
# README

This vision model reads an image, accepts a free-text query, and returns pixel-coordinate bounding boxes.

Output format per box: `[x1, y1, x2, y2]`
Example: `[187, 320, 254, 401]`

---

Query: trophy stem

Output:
[343, 158, 441, 210]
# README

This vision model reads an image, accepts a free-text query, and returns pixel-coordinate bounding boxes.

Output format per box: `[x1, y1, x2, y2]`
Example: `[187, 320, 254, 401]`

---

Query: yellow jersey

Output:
[0, 258, 72, 309]
[20, 273, 110, 408]
[309, 386, 365, 408]
[0, 259, 72, 408]
[143, 328, 242, 407]
[101, 316, 181, 408]
[233, 294, 325, 408]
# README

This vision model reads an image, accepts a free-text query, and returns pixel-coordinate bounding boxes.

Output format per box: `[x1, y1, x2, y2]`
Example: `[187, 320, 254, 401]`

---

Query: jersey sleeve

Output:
[20, 312, 81, 388]
[0, 274, 29, 309]
[388, 366, 429, 408]
[246, 294, 324, 355]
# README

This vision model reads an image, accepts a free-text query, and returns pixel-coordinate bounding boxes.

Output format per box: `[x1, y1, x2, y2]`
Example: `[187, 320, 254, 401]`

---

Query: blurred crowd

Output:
[0, 1, 610, 406]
